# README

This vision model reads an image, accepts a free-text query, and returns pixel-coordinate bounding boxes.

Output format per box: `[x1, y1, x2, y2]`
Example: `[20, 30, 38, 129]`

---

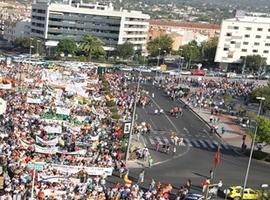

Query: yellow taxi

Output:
[227, 186, 260, 200]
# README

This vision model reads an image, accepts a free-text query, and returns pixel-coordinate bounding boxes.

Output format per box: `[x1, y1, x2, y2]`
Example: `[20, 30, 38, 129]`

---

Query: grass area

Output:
[245, 150, 270, 162]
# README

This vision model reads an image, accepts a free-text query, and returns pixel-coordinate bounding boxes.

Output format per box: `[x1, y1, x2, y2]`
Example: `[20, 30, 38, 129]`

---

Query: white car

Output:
[120, 67, 133, 72]
[136, 66, 152, 73]
[181, 70, 192, 75]
[150, 66, 161, 72]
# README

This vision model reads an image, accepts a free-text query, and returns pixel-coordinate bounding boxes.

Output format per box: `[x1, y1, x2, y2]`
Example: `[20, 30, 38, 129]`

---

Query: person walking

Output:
[172, 146, 177, 156]
[148, 156, 153, 168]
[138, 169, 145, 184]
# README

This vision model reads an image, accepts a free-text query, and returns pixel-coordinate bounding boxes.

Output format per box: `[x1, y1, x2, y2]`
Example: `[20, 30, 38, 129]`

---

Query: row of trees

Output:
[146, 35, 266, 72]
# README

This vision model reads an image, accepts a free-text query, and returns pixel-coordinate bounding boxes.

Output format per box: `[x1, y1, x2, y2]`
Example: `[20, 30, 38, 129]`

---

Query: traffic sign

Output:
[160, 64, 167, 72]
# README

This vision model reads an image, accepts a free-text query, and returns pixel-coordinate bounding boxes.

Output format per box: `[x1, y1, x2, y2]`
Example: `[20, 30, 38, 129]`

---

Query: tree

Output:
[147, 35, 173, 56]
[79, 35, 105, 60]
[115, 42, 134, 59]
[251, 82, 270, 110]
[179, 40, 201, 67]
[56, 39, 77, 56]
[14, 37, 44, 55]
[250, 116, 270, 146]
[245, 55, 266, 73]
[202, 37, 218, 65]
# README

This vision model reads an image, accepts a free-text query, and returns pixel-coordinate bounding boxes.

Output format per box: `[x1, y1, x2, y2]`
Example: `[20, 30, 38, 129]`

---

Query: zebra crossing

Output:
[146, 136, 230, 151]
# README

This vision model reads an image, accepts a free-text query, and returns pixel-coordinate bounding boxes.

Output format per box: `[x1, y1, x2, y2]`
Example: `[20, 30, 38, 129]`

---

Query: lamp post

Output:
[178, 56, 184, 86]
[241, 96, 265, 200]
[155, 47, 161, 79]
[125, 69, 142, 162]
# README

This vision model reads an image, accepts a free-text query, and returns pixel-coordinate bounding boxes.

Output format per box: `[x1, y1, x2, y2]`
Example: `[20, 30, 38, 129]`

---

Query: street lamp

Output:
[241, 96, 265, 200]
[157, 47, 161, 67]
[125, 69, 142, 162]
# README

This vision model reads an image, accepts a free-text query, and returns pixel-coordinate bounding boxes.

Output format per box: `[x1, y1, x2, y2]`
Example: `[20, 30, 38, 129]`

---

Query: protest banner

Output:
[27, 97, 42, 104]
[56, 107, 70, 116]
[44, 125, 62, 134]
[36, 136, 59, 146]
[35, 145, 58, 154]
[0, 83, 12, 90]
[0, 98, 6, 115]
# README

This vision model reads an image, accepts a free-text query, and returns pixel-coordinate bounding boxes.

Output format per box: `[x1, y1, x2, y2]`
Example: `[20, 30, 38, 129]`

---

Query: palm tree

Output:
[79, 35, 104, 60]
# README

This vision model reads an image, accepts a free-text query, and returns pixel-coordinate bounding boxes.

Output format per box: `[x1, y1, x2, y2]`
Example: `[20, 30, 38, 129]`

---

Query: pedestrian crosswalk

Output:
[145, 136, 230, 151]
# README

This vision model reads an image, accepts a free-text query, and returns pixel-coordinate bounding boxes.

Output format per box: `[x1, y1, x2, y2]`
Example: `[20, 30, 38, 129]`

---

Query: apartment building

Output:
[148, 19, 220, 51]
[215, 15, 270, 68]
[31, 0, 150, 52]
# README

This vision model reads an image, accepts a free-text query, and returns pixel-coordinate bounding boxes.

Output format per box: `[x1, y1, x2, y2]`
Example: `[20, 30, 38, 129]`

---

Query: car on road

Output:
[226, 186, 261, 200]
[191, 69, 206, 76]
[119, 66, 133, 72]
[135, 66, 152, 73]
[150, 66, 161, 72]
[181, 70, 192, 75]
[184, 193, 204, 200]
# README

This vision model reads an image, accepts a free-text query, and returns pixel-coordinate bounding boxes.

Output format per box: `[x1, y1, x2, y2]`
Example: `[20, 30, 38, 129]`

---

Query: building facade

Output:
[31, 0, 150, 52]
[148, 19, 220, 51]
[215, 15, 270, 68]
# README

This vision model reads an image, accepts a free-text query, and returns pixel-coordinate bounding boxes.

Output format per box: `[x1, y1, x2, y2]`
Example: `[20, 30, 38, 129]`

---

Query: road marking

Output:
[203, 140, 216, 149]
[212, 141, 219, 149]
[203, 129, 208, 134]
[162, 136, 169, 144]
[220, 143, 230, 150]
[183, 127, 190, 134]
[149, 96, 179, 132]
[154, 136, 162, 144]
[197, 140, 208, 148]
[190, 140, 200, 148]
[183, 138, 192, 147]
[149, 118, 158, 130]
[149, 137, 155, 145]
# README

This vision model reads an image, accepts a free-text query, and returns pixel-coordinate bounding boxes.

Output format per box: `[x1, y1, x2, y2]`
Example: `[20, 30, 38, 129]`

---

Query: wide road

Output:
[134, 83, 270, 190]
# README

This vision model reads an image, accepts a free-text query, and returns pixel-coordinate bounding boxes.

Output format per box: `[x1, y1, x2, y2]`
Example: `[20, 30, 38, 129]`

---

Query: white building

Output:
[215, 15, 270, 69]
[31, 0, 150, 52]
[3, 18, 31, 42]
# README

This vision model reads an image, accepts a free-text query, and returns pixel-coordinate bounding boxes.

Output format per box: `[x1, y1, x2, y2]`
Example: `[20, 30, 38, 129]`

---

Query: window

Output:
[233, 26, 239, 30]
[266, 43, 270, 46]
[253, 49, 258, 53]
[243, 42, 249, 45]
[231, 41, 236, 44]
[223, 48, 228, 51]
[257, 28, 263, 31]
[255, 35, 261, 38]
[246, 27, 252, 30]
[254, 42, 260, 46]
[268, 28, 270, 32]
[242, 49, 247, 52]
[264, 50, 269, 53]
[226, 33, 232, 36]
[244, 34, 250, 38]
[267, 36, 270, 39]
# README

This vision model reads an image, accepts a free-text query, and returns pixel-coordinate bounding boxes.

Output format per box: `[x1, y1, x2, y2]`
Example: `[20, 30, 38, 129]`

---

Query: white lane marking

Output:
[154, 136, 162, 144]
[183, 127, 190, 134]
[183, 138, 191, 147]
[149, 137, 155, 145]
[149, 96, 179, 132]
[212, 141, 219, 149]
[190, 140, 200, 148]
[197, 140, 208, 148]
[162, 136, 169, 144]
[221, 143, 230, 150]
[203, 129, 208, 134]
[204, 140, 216, 149]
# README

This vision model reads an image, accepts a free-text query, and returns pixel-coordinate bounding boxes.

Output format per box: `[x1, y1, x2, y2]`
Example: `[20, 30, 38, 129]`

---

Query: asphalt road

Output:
[133, 83, 270, 192]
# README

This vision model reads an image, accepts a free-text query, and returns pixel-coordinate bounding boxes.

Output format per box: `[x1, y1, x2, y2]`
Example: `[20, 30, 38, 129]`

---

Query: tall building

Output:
[31, 0, 150, 52]
[215, 15, 270, 69]
[148, 19, 220, 51]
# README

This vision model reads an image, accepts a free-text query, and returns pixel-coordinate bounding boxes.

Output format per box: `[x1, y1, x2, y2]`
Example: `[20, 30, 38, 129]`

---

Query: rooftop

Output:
[149, 19, 220, 30]
[225, 16, 270, 24]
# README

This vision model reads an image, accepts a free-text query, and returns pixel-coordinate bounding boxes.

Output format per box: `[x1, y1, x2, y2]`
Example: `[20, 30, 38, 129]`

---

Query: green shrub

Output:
[106, 101, 116, 107]
[112, 113, 121, 120]
[110, 107, 118, 113]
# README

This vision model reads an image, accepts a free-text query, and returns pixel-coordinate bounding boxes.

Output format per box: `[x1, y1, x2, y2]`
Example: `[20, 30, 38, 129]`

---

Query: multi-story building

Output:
[31, 0, 150, 52]
[3, 18, 31, 42]
[148, 19, 220, 51]
[215, 15, 270, 69]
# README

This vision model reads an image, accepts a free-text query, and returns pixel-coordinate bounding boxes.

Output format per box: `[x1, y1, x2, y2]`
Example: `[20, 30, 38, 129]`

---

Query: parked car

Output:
[191, 69, 206, 76]
[135, 66, 151, 73]
[184, 193, 204, 200]
[119, 66, 133, 72]
[150, 66, 161, 72]
[226, 186, 261, 200]
[181, 70, 192, 75]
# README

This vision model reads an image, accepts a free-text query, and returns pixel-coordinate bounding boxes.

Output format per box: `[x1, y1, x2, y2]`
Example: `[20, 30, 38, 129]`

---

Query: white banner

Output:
[35, 145, 58, 154]
[0, 98, 7, 115]
[44, 125, 62, 134]
[0, 83, 12, 90]
[27, 97, 42, 104]
[57, 149, 87, 155]
[38, 174, 80, 184]
[56, 107, 70, 116]
[36, 136, 59, 146]
[51, 164, 113, 176]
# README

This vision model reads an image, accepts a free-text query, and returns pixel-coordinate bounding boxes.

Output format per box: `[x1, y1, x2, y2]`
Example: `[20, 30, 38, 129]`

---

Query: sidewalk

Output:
[181, 98, 270, 154]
